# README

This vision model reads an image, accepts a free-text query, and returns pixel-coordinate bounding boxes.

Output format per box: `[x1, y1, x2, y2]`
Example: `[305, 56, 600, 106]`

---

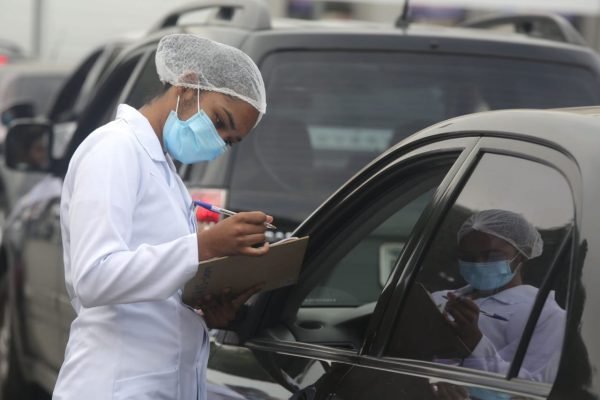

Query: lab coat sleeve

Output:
[66, 131, 199, 308]
[462, 306, 565, 383]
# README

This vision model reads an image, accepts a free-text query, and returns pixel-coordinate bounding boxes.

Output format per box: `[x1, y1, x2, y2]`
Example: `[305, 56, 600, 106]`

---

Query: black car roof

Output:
[400, 107, 600, 165]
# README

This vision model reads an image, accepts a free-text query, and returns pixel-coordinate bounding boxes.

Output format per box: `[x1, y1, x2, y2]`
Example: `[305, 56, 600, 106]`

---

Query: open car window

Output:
[273, 150, 463, 352]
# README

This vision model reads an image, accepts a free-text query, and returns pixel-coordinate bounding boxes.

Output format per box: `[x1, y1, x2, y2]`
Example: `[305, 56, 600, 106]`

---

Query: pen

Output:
[442, 295, 508, 321]
[193, 200, 277, 229]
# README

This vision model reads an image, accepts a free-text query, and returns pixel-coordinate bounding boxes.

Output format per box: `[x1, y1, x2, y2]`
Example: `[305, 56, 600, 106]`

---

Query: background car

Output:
[3, 0, 600, 398]
[0, 40, 137, 239]
[0, 40, 25, 65]
[59, 6, 600, 240]
[0, 63, 70, 145]
[0, 63, 70, 227]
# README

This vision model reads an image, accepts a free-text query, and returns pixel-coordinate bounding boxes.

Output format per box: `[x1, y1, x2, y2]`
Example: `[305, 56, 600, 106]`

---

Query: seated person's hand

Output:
[443, 292, 482, 352]
[196, 284, 262, 329]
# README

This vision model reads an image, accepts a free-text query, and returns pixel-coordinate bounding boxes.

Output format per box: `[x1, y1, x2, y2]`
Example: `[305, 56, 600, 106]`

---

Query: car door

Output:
[208, 137, 476, 399]
[327, 137, 582, 400]
[4, 179, 65, 374]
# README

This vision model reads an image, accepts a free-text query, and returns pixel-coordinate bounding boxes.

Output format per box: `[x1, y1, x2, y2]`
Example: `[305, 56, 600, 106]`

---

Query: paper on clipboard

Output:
[182, 236, 309, 307]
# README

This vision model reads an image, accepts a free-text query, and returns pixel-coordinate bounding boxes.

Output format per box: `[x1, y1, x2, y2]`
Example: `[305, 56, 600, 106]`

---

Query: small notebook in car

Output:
[182, 236, 309, 308]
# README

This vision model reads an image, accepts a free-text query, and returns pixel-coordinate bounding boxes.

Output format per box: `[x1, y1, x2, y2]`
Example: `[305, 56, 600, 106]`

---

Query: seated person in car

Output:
[432, 209, 565, 383]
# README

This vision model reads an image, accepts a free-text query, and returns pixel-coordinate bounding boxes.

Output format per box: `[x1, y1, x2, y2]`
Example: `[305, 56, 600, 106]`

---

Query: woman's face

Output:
[176, 88, 260, 147]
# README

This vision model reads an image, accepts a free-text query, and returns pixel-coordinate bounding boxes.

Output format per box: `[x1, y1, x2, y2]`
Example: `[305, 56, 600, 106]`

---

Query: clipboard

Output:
[387, 282, 471, 360]
[182, 236, 309, 308]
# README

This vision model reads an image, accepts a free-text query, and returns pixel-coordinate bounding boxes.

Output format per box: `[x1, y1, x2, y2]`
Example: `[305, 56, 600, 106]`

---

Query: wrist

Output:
[466, 331, 483, 353]
[197, 230, 216, 261]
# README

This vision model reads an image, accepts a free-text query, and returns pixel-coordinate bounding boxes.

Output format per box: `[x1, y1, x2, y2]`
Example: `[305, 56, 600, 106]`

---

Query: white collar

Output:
[116, 104, 166, 163]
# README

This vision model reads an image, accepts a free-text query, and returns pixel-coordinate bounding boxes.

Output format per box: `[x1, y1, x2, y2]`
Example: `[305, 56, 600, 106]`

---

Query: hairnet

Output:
[155, 34, 266, 116]
[457, 209, 543, 259]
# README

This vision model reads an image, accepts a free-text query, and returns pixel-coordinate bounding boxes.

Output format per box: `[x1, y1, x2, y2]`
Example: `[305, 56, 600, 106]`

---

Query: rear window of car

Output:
[228, 50, 600, 226]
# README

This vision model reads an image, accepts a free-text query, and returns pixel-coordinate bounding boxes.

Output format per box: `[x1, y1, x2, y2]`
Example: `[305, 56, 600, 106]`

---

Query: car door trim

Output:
[245, 337, 550, 399]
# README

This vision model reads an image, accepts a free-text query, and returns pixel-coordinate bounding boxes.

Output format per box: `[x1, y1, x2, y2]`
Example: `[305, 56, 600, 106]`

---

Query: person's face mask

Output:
[162, 91, 227, 164]
[458, 254, 520, 291]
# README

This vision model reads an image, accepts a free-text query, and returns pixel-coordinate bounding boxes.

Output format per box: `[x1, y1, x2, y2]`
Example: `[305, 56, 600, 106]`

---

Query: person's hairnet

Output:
[457, 209, 543, 259]
[155, 34, 266, 116]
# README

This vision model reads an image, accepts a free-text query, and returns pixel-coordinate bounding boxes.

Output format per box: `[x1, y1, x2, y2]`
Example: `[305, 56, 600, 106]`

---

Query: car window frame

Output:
[366, 135, 582, 399]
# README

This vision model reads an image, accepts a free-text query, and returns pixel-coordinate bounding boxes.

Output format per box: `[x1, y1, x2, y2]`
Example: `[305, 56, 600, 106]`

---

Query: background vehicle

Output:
[0, 39, 133, 400]
[3, 0, 600, 398]
[0, 40, 25, 65]
[0, 64, 69, 145]
[0, 36, 138, 222]
[0, 63, 70, 226]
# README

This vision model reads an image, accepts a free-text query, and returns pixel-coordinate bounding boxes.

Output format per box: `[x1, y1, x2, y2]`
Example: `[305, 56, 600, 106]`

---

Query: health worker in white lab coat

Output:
[53, 34, 270, 400]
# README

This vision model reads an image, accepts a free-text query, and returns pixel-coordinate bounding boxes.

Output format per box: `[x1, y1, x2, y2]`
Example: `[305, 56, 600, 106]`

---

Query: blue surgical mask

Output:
[162, 93, 226, 164]
[458, 255, 520, 291]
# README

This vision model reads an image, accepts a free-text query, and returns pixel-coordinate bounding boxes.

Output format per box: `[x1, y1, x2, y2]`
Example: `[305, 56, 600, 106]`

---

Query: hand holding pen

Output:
[194, 200, 277, 229]
[442, 291, 484, 352]
[442, 294, 508, 321]
[196, 208, 274, 260]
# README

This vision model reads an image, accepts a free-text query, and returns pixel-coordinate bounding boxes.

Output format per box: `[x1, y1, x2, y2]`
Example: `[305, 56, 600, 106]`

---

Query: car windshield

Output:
[226, 51, 600, 227]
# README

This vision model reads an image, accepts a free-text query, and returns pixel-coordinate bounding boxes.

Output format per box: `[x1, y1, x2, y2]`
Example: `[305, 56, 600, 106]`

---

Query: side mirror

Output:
[5, 119, 53, 172]
[1, 102, 35, 126]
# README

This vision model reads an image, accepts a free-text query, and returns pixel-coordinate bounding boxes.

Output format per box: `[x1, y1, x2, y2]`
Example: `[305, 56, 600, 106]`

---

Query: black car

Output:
[200, 106, 600, 400]
[3, 0, 600, 398]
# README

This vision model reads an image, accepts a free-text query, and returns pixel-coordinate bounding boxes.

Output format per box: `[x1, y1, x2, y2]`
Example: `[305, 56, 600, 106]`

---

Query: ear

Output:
[174, 86, 187, 96]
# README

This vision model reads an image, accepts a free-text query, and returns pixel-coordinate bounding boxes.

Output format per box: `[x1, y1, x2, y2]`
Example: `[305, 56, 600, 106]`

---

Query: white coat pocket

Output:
[113, 368, 179, 400]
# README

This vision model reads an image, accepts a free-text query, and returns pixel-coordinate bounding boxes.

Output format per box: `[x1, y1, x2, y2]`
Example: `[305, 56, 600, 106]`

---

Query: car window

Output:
[227, 51, 599, 230]
[64, 53, 144, 167]
[49, 48, 103, 122]
[95, 54, 145, 128]
[279, 151, 461, 351]
[385, 152, 573, 386]
[125, 50, 162, 109]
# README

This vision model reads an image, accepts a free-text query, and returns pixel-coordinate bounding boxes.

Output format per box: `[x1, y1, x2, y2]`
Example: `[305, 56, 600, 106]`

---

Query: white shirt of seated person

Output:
[431, 210, 565, 383]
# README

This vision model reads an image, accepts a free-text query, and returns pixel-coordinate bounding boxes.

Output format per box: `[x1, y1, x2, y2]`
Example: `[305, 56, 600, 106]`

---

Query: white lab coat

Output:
[53, 104, 209, 400]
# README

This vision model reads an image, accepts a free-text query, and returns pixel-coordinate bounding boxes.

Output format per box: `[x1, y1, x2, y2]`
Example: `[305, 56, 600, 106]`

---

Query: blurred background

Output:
[1, 0, 600, 65]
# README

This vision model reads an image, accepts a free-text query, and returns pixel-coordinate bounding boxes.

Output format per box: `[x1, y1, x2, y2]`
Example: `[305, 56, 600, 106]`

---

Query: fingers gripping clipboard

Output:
[182, 236, 309, 308]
